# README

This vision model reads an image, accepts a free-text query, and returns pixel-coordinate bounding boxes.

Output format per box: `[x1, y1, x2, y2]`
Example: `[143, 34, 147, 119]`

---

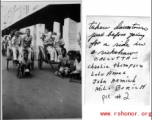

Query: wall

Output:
[76, 22, 81, 51]
[63, 18, 70, 52]
[2, 4, 46, 30]
[53, 22, 60, 34]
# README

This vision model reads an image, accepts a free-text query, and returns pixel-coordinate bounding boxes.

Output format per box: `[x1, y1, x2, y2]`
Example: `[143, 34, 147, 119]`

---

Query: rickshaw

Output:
[2, 35, 9, 56]
[38, 33, 66, 70]
[6, 31, 35, 71]
[17, 49, 32, 78]
[2, 42, 7, 56]
[38, 45, 59, 70]
[38, 44, 80, 72]
[37, 33, 79, 72]
[6, 47, 35, 70]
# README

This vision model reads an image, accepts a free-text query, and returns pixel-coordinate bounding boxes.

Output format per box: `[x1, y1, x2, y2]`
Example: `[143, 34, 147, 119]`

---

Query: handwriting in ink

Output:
[127, 32, 145, 40]
[102, 94, 111, 103]
[113, 40, 130, 47]
[115, 84, 146, 91]
[106, 31, 126, 39]
[95, 85, 111, 91]
[123, 92, 130, 100]
[89, 21, 110, 30]
[133, 41, 146, 46]
[111, 75, 137, 84]
[103, 43, 110, 46]
[89, 39, 101, 48]
[113, 62, 143, 69]
[94, 56, 131, 61]
[92, 78, 106, 84]
[114, 21, 148, 31]
[88, 63, 109, 69]
[97, 48, 138, 56]
[88, 32, 105, 42]
[115, 94, 121, 99]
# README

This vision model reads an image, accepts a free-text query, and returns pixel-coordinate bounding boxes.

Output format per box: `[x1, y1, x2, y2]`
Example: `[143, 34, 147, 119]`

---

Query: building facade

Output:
[1, 4, 47, 30]
[1, 3, 81, 59]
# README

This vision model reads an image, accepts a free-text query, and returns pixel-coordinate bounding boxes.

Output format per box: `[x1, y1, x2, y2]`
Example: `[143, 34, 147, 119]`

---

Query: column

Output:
[76, 22, 81, 51]
[35, 24, 45, 59]
[68, 18, 77, 51]
[63, 18, 70, 52]
[53, 22, 60, 34]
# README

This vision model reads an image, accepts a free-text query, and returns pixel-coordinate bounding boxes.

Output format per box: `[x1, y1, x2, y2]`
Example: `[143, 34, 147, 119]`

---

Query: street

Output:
[2, 56, 82, 119]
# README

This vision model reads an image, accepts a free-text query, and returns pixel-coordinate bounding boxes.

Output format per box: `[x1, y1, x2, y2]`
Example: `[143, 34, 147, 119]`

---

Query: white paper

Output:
[85, 16, 150, 106]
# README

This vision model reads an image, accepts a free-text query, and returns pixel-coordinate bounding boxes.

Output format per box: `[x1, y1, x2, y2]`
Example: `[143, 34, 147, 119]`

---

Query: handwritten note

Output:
[85, 16, 150, 105]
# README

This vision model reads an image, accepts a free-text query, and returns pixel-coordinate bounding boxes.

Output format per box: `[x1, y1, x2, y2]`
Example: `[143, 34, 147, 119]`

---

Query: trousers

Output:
[21, 47, 31, 61]
[47, 46, 57, 62]
[12, 45, 21, 61]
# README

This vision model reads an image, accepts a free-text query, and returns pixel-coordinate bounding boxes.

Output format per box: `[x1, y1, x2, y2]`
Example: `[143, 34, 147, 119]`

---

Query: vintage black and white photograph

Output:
[1, 1, 81, 119]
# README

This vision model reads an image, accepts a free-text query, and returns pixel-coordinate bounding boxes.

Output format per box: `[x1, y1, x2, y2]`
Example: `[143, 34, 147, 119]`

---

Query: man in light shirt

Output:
[55, 48, 70, 78]
[71, 52, 81, 75]
[54, 33, 65, 55]
[11, 31, 22, 64]
[21, 28, 32, 62]
[43, 32, 57, 62]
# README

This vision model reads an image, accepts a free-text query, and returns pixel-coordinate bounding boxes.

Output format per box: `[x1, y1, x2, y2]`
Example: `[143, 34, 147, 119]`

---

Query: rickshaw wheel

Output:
[6, 59, 9, 70]
[31, 53, 34, 69]
[38, 52, 43, 69]
[17, 65, 22, 78]
[2, 49, 5, 56]
[2, 47, 6, 56]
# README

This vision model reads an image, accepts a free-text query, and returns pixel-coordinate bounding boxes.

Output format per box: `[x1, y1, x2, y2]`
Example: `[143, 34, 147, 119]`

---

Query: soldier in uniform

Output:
[11, 31, 22, 64]
[44, 32, 57, 62]
[21, 28, 32, 62]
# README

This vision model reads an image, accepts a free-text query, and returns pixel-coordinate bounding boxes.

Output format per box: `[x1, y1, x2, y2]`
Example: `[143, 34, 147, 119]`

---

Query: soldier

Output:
[21, 28, 32, 62]
[11, 30, 22, 64]
[44, 32, 57, 62]
[54, 33, 65, 55]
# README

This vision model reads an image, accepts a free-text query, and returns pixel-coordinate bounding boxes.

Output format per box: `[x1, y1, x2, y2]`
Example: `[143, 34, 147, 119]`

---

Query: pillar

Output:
[35, 24, 45, 59]
[63, 18, 70, 52]
[53, 21, 60, 34]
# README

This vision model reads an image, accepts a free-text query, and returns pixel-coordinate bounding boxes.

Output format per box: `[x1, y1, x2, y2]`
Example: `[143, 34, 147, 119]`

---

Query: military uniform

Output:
[11, 36, 22, 61]
[21, 35, 32, 61]
[44, 37, 57, 62]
